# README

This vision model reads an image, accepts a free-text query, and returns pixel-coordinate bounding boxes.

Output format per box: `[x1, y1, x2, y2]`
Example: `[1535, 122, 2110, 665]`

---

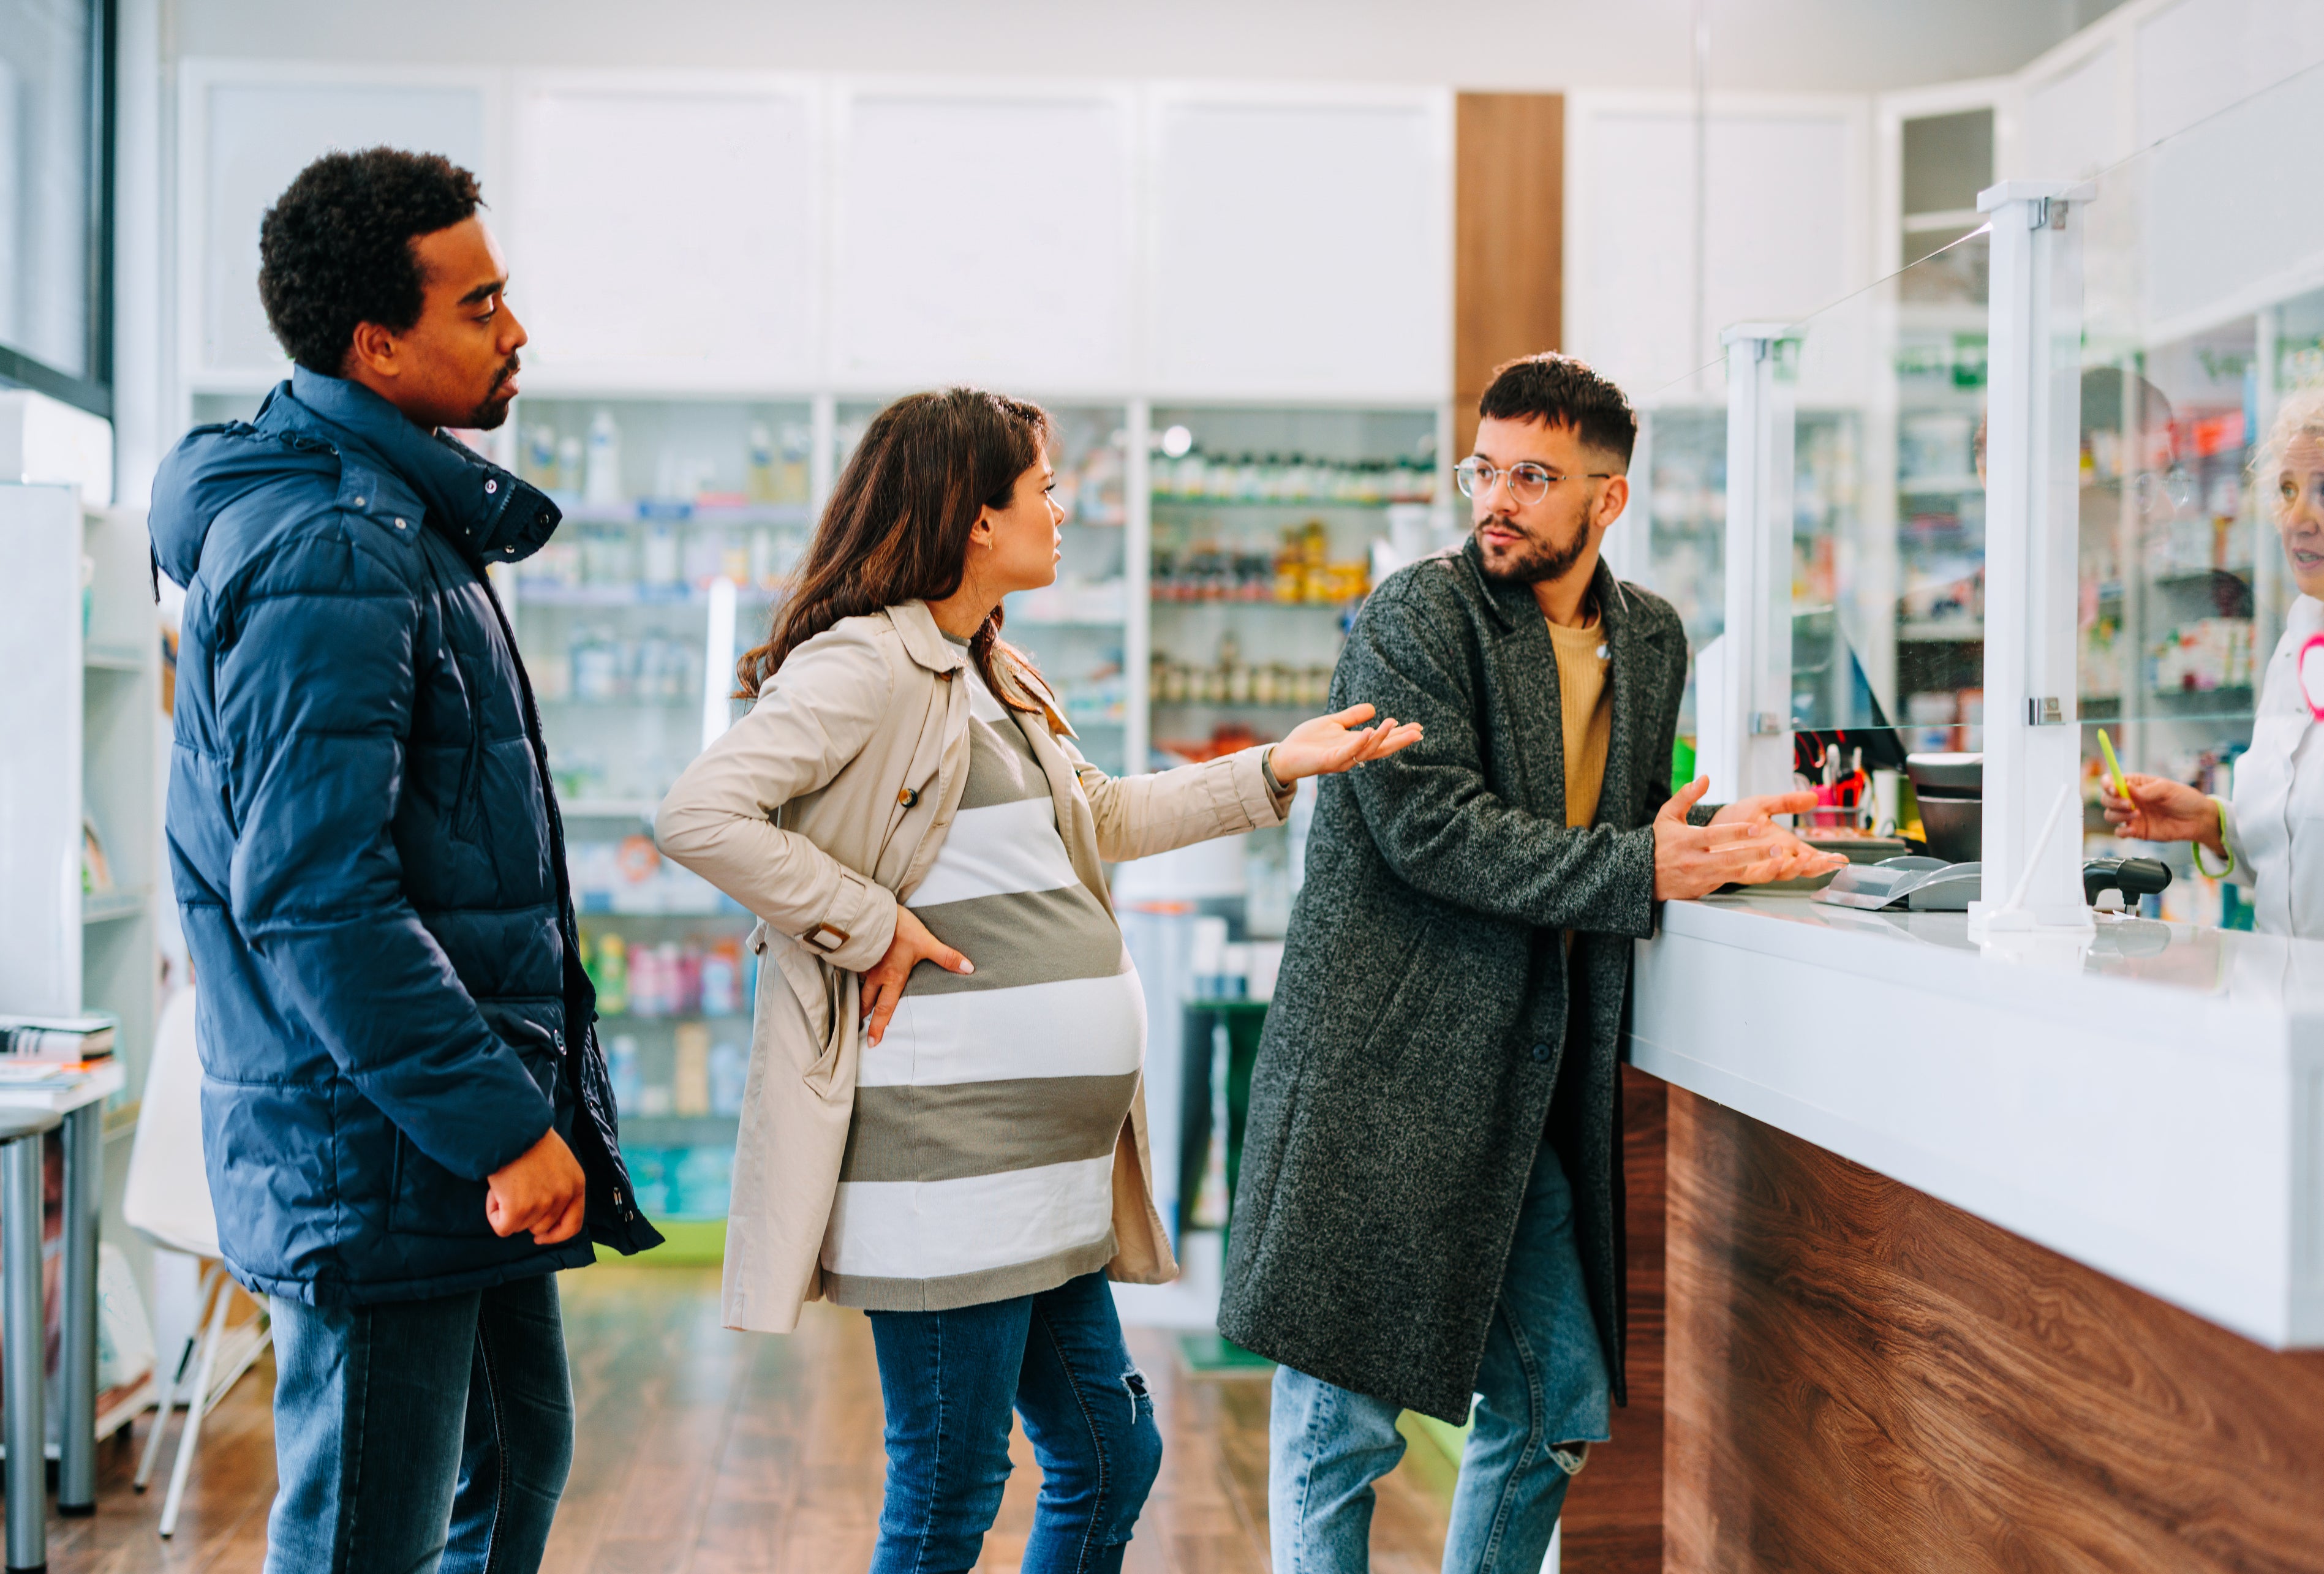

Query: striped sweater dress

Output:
[820, 652, 1146, 1311]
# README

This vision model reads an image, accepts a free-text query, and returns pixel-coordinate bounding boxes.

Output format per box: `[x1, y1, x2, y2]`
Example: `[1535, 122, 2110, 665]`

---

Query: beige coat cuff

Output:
[802, 867, 899, 973]
[1247, 745, 1297, 824]
[1191, 744, 1292, 835]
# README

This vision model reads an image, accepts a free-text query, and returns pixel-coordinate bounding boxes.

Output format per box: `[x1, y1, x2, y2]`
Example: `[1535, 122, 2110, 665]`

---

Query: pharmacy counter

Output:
[1631, 892, 2324, 1347]
[1579, 895, 2324, 1572]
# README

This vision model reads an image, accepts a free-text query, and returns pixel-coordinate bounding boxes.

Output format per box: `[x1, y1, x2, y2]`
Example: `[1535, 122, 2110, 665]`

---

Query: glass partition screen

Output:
[2073, 58, 2324, 927]
[1775, 230, 1991, 842]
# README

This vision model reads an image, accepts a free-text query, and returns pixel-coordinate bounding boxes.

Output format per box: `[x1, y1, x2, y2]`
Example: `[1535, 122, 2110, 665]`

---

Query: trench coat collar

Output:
[888, 598, 1082, 746]
[888, 600, 971, 676]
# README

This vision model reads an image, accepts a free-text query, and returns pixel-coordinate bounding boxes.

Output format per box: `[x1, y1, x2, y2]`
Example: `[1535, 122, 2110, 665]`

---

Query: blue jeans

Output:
[866, 1268, 1162, 1574]
[265, 1273, 574, 1574]
[1269, 1139, 1611, 1573]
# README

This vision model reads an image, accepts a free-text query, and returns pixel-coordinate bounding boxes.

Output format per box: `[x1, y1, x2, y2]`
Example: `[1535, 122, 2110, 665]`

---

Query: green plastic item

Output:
[1670, 736, 1697, 796]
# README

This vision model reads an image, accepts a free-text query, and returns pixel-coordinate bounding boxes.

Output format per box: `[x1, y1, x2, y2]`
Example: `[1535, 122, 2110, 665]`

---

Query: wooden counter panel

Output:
[1560, 1064, 1668, 1572]
[1666, 1086, 2324, 1574]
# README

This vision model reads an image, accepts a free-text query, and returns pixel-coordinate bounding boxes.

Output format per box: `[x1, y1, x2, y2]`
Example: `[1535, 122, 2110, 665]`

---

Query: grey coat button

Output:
[1530, 1042, 1552, 1063]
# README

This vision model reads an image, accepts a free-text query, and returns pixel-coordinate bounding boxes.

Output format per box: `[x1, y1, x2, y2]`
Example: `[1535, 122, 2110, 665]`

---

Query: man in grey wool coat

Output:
[1218, 353, 1841, 1573]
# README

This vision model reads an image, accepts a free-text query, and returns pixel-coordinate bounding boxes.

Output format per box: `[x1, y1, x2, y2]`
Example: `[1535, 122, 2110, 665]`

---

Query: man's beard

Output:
[1476, 511, 1589, 586]
[464, 354, 521, 430]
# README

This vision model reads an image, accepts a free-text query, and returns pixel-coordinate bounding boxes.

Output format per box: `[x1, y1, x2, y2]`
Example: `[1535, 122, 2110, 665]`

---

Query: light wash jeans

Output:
[1268, 1137, 1610, 1574]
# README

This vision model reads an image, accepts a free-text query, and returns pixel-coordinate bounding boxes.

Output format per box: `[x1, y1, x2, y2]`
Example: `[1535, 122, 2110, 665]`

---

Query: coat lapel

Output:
[1595, 562, 1671, 826]
[1458, 542, 1672, 829]
[1458, 538, 1567, 824]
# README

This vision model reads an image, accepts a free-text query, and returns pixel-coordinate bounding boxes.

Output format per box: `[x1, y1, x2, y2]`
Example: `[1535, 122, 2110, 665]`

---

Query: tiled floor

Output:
[35, 1263, 1454, 1572]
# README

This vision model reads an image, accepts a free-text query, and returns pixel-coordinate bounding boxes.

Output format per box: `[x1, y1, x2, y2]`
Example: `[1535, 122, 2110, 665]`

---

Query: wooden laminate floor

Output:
[36, 1264, 1454, 1572]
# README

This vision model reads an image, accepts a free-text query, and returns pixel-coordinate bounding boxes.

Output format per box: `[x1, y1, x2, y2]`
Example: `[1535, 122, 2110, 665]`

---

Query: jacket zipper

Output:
[466, 548, 651, 1235]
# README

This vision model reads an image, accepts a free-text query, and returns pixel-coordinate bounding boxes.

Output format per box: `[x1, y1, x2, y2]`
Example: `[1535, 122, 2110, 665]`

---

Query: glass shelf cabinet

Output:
[500, 394, 821, 1240]
[1145, 405, 1441, 770]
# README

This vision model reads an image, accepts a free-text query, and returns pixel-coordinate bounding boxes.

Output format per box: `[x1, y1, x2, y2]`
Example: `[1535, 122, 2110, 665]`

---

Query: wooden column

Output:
[1559, 1063, 1668, 1572]
[1454, 92, 1564, 459]
[1665, 1085, 2324, 1572]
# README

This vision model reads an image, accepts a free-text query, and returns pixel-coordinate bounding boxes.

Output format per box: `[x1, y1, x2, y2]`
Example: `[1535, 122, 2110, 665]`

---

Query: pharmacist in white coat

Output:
[2104, 389, 2324, 936]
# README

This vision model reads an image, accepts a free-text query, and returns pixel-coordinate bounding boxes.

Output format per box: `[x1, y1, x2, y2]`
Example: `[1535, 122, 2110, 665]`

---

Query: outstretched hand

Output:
[1711, 789, 1851, 884]
[1653, 778, 1844, 900]
[1269, 704, 1424, 784]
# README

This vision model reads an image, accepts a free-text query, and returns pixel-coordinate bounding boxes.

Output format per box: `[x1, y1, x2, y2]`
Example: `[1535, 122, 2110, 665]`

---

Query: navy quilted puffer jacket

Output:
[155, 367, 661, 1305]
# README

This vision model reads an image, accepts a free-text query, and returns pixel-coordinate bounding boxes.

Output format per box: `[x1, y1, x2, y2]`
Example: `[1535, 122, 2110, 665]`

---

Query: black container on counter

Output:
[1906, 751, 1982, 864]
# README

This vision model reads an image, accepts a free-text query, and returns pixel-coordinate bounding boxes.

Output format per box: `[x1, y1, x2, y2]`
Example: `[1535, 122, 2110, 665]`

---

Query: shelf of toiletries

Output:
[1150, 451, 1437, 507]
[1150, 516, 1378, 607]
[513, 511, 805, 603]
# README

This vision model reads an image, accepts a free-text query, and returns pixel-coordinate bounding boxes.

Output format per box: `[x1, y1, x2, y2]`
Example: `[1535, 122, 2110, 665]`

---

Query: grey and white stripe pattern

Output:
[820, 655, 1145, 1311]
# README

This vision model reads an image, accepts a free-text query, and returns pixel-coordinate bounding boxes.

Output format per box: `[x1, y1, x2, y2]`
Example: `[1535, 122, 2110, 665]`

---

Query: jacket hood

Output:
[149, 371, 561, 588]
[148, 390, 336, 588]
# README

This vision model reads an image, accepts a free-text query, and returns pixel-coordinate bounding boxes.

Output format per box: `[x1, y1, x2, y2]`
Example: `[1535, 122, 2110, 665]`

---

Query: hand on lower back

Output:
[859, 905, 972, 1046]
[486, 1128, 587, 1245]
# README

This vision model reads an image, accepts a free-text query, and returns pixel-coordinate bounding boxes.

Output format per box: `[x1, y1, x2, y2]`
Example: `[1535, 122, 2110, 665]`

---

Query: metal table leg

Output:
[56, 1104, 100, 1516]
[4, 1130, 50, 1573]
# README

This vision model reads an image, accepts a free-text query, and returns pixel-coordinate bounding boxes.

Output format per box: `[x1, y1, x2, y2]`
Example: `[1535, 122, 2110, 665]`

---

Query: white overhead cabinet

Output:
[2013, 1, 2324, 348]
[1147, 89, 1451, 404]
[2130, 0, 2324, 147]
[508, 75, 821, 393]
[1568, 107, 1698, 399]
[1566, 94, 1868, 399]
[181, 66, 496, 382]
[2020, 39, 2127, 184]
[830, 85, 1137, 393]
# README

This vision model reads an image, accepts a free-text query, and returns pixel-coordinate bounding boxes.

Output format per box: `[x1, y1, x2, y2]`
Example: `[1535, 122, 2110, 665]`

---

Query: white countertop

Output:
[1630, 894, 2324, 1349]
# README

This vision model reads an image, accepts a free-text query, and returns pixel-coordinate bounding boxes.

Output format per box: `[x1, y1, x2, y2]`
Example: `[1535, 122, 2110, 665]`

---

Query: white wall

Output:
[172, 0, 2089, 96]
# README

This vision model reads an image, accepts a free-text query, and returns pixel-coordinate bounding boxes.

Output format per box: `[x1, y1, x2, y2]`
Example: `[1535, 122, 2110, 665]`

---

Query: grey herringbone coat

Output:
[1217, 539, 1699, 1425]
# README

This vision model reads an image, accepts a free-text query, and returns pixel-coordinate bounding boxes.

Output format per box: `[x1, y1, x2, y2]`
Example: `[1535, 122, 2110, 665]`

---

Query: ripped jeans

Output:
[1269, 1137, 1612, 1573]
[865, 1268, 1161, 1574]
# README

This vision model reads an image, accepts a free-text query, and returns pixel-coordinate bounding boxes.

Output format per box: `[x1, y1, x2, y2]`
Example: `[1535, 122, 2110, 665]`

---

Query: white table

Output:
[0, 1063, 127, 1567]
[1631, 894, 2324, 1349]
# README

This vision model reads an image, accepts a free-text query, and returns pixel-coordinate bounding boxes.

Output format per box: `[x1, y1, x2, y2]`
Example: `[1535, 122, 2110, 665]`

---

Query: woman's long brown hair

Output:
[736, 388, 1056, 711]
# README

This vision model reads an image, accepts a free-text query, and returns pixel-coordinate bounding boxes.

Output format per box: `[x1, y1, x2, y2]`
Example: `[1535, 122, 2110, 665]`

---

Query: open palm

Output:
[1270, 704, 1425, 783]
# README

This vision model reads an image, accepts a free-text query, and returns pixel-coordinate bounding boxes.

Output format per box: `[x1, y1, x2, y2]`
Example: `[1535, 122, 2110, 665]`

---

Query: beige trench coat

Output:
[654, 600, 1289, 1333]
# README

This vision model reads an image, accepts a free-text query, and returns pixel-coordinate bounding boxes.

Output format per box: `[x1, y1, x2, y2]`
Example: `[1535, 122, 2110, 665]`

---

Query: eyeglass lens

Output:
[1455, 460, 1552, 504]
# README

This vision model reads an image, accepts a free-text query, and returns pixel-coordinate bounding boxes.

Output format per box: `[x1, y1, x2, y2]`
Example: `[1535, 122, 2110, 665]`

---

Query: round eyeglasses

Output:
[1455, 458, 1612, 507]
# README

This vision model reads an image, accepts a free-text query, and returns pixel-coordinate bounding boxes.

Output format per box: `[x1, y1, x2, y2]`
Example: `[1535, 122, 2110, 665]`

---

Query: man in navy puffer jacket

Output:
[154, 147, 659, 1573]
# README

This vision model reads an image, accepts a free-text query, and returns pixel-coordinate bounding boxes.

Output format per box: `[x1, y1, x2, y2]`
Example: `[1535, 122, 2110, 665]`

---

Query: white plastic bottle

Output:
[585, 410, 624, 508]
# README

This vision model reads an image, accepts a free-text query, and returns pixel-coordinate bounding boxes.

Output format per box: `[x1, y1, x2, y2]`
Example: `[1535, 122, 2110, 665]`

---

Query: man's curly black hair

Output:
[257, 147, 483, 375]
